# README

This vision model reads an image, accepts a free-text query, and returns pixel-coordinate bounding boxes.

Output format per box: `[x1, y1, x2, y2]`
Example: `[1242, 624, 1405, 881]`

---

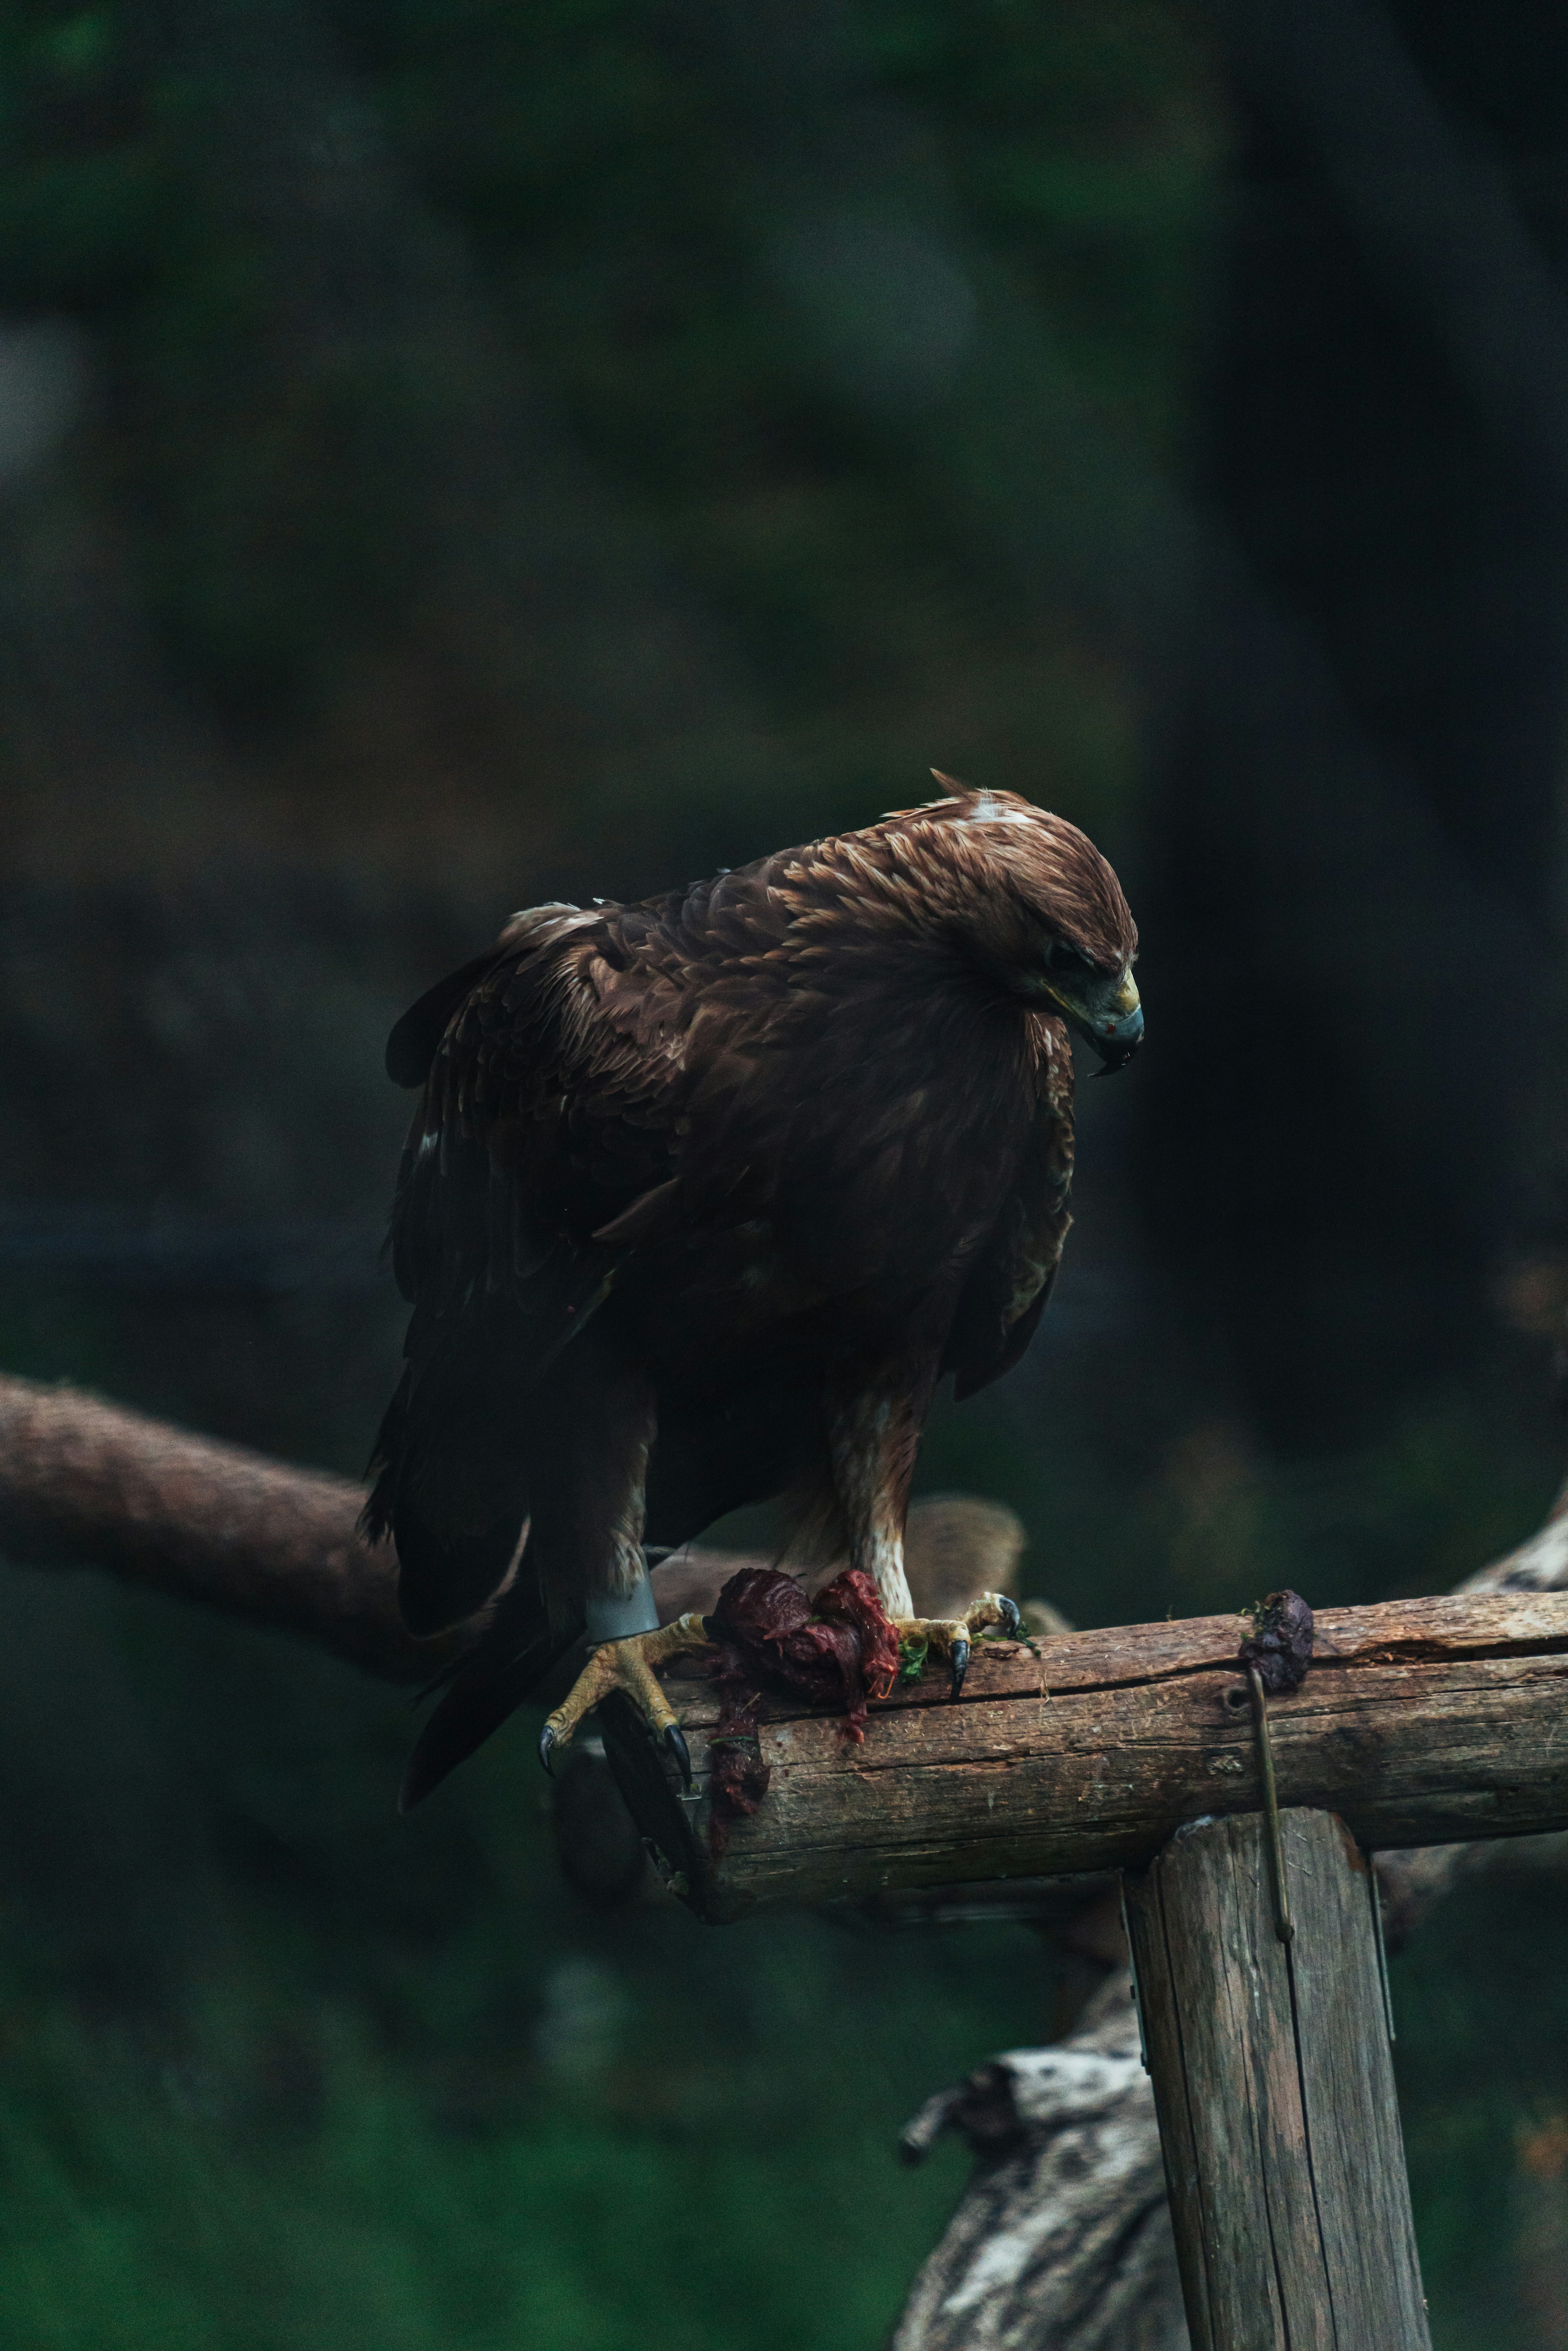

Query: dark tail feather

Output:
[392, 1498, 527, 1639]
[400, 1613, 572, 1811]
[363, 1312, 532, 1638]
[385, 951, 498, 1086]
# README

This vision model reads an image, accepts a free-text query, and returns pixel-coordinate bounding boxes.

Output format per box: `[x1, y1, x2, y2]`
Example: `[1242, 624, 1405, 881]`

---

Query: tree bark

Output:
[893, 1972, 1184, 2351]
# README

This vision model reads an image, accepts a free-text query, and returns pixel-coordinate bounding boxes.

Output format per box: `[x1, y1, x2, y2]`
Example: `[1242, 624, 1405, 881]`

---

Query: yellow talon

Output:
[538, 1613, 713, 1785]
[894, 1590, 1023, 1699]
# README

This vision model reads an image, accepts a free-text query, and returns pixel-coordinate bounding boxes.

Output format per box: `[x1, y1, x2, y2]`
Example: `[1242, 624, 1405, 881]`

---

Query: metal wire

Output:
[1246, 1662, 1294, 1943]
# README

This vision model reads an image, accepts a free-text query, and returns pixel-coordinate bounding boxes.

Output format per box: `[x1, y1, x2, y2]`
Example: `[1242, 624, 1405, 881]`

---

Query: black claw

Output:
[949, 1638, 970, 1701]
[538, 1725, 557, 1776]
[996, 1594, 1022, 1638]
[664, 1723, 693, 1791]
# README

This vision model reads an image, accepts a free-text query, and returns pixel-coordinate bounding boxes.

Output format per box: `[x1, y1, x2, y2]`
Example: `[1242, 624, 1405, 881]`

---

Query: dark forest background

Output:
[1, 2, 1568, 2343]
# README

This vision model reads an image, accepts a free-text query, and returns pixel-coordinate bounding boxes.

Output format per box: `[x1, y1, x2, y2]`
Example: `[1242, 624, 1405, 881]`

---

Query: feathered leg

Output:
[825, 1354, 1019, 1697]
[402, 1344, 710, 1806]
[530, 1351, 712, 1785]
[824, 1352, 937, 1618]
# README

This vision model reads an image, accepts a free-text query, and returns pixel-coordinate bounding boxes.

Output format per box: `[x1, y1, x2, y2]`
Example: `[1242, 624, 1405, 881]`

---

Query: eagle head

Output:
[926, 774, 1142, 1072]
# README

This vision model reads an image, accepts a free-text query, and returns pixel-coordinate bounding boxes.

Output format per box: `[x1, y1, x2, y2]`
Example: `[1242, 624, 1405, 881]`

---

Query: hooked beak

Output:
[1048, 968, 1143, 1075]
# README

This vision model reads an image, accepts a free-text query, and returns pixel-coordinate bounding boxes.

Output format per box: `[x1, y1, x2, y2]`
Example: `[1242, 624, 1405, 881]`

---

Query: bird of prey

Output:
[365, 778, 1140, 1807]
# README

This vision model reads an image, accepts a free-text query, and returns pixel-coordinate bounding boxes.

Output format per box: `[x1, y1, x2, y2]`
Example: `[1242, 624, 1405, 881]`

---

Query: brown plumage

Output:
[365, 779, 1140, 1803]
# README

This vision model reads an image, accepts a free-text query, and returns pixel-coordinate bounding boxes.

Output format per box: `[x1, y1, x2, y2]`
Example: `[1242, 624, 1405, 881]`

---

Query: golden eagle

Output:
[366, 780, 1140, 1806]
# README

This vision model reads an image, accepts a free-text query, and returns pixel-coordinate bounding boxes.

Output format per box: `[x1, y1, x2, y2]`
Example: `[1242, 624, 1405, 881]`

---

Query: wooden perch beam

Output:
[0, 1372, 447, 1681]
[649, 1590, 1568, 1921]
[5, 1368, 1566, 1943]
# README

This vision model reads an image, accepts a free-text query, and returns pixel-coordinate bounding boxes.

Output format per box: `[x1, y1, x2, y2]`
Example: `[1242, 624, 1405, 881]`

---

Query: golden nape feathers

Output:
[364, 780, 1138, 1802]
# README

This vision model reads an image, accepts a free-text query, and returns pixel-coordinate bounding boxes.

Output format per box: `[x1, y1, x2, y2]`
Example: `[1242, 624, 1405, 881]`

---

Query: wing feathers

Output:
[374, 907, 683, 1648]
[591, 1176, 681, 1246]
[385, 952, 498, 1087]
[400, 1610, 573, 1810]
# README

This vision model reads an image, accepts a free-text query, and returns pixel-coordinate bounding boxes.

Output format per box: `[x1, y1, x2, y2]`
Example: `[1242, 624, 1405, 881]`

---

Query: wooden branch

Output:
[644, 1588, 1568, 1922]
[0, 1373, 763, 1700]
[2, 1363, 1557, 1930]
[0, 1372, 443, 1681]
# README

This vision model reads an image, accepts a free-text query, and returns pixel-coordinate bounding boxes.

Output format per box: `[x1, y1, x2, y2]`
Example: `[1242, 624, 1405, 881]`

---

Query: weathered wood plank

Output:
[615, 1590, 1568, 1919]
[671, 1588, 1568, 1724]
[1125, 1810, 1430, 2351]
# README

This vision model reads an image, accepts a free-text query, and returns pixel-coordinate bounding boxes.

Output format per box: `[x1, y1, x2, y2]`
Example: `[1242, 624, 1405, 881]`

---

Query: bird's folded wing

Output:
[365, 907, 694, 1636]
[944, 1068, 1076, 1401]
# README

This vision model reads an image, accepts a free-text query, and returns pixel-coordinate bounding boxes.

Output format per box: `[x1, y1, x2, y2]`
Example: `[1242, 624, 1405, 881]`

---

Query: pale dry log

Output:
[646, 1494, 1028, 1625]
[1463, 1469, 1568, 1596]
[1374, 1462, 1568, 1943]
[893, 1972, 1184, 2351]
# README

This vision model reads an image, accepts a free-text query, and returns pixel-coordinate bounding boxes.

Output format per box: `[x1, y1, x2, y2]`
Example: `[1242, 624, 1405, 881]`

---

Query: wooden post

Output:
[1123, 1809, 1430, 2351]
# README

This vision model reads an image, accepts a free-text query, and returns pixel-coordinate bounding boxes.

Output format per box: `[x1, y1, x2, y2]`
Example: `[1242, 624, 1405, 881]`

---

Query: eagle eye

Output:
[1044, 939, 1093, 979]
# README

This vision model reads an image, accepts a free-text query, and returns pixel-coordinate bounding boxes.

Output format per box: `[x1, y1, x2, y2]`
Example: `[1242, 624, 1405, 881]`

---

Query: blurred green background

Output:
[2, 0, 1568, 2342]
